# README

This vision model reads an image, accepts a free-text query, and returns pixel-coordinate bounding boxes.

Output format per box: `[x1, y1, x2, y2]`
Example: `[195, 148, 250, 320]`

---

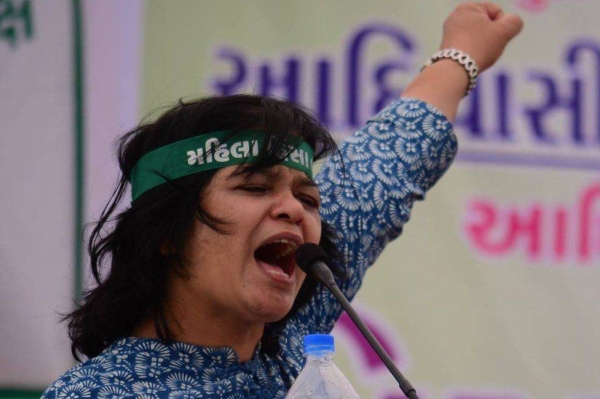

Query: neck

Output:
[133, 315, 264, 362]
[133, 289, 265, 362]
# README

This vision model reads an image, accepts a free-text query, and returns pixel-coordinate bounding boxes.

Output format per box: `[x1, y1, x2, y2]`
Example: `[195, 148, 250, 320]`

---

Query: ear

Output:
[159, 239, 175, 256]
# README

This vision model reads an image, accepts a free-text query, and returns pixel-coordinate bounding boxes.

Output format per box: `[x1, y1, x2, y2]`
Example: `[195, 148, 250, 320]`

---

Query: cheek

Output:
[295, 269, 308, 292]
[186, 221, 235, 267]
[307, 213, 322, 244]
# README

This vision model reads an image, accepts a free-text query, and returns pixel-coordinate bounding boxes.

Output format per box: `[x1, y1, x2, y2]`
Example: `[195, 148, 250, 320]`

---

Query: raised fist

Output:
[440, 2, 524, 72]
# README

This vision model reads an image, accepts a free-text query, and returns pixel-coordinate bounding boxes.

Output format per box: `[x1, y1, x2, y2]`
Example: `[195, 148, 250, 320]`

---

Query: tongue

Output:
[255, 242, 294, 276]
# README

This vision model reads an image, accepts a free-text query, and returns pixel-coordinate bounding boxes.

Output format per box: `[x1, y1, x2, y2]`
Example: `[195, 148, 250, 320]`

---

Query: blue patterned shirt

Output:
[42, 98, 457, 398]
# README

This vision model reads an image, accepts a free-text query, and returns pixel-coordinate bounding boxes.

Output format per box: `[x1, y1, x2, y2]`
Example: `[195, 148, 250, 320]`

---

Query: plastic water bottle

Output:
[286, 334, 360, 398]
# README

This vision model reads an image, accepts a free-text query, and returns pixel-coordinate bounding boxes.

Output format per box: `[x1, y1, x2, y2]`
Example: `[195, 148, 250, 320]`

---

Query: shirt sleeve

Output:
[289, 97, 458, 335]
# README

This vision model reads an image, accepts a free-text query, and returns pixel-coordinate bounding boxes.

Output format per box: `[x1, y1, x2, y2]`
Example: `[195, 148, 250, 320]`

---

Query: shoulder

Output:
[41, 338, 164, 398]
[41, 358, 128, 398]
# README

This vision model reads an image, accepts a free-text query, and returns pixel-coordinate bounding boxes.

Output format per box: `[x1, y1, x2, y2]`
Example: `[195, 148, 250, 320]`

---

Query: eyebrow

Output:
[297, 175, 318, 188]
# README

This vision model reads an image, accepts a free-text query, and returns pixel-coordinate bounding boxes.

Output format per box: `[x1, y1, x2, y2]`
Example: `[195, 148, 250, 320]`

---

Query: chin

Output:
[263, 305, 295, 323]
[249, 297, 295, 323]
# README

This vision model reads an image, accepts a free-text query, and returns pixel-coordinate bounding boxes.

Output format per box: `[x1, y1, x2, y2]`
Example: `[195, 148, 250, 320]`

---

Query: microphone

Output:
[295, 243, 419, 399]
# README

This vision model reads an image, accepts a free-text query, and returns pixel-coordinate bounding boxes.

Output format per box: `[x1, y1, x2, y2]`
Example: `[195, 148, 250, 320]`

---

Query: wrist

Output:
[421, 49, 478, 97]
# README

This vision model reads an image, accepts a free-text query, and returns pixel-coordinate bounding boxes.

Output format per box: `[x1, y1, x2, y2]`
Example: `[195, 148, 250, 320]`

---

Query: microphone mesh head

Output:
[294, 243, 328, 274]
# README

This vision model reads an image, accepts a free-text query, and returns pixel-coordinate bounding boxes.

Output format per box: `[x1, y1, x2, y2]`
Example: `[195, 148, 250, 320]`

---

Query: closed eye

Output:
[239, 185, 270, 193]
[298, 194, 320, 209]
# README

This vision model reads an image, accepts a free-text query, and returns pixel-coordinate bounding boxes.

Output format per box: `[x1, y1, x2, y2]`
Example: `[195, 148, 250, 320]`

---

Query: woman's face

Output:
[174, 164, 322, 326]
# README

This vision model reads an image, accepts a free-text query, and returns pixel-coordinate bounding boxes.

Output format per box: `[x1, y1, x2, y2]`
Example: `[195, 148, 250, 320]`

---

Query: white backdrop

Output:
[2, 1, 600, 398]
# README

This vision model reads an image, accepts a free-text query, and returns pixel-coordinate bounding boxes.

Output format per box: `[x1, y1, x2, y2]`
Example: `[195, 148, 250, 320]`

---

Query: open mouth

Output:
[254, 239, 298, 278]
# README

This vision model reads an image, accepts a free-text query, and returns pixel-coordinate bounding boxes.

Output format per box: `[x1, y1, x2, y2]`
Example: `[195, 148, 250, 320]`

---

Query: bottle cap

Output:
[304, 334, 334, 354]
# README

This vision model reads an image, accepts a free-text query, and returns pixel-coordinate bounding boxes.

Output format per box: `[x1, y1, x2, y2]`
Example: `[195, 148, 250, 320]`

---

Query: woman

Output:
[43, 2, 522, 398]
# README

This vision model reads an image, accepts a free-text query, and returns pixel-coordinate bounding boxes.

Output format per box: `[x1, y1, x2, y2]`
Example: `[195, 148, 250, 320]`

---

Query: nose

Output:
[270, 189, 305, 225]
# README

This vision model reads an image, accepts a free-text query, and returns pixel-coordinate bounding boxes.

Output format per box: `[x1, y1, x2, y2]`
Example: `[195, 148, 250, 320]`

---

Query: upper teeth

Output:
[271, 239, 298, 259]
[274, 239, 298, 246]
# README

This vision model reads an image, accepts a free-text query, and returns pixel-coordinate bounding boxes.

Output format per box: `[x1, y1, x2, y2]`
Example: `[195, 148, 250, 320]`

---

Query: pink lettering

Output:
[334, 309, 406, 375]
[578, 184, 600, 262]
[448, 388, 530, 399]
[554, 206, 568, 260]
[463, 183, 600, 264]
[464, 200, 542, 260]
[451, 395, 527, 399]
[515, 0, 549, 13]
[515, 0, 587, 13]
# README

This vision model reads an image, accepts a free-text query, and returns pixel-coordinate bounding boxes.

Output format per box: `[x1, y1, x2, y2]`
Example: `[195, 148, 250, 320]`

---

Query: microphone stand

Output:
[312, 261, 419, 399]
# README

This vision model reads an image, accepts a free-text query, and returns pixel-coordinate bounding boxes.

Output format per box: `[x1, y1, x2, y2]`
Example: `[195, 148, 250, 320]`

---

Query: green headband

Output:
[130, 130, 314, 200]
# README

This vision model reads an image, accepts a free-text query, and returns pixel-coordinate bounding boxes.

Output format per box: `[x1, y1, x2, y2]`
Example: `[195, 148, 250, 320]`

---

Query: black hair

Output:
[65, 94, 343, 360]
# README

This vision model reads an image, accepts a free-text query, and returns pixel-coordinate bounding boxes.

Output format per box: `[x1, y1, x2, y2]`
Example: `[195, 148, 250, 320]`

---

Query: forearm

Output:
[402, 2, 523, 122]
[401, 59, 469, 122]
